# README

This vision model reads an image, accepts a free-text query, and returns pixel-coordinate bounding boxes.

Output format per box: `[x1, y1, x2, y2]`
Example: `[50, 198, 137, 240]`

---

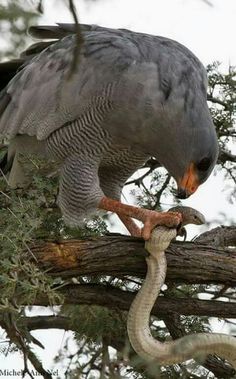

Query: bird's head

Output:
[154, 102, 219, 199]
[177, 106, 219, 199]
[176, 155, 216, 199]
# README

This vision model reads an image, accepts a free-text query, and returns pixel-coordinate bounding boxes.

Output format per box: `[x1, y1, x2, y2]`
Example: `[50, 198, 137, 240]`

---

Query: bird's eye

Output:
[196, 157, 211, 171]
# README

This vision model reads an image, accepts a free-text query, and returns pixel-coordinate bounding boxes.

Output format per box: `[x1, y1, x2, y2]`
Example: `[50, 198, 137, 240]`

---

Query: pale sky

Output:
[41, 0, 236, 68]
[1, 0, 236, 377]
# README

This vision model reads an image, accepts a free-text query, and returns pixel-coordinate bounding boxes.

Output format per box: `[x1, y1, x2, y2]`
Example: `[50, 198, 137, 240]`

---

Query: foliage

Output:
[0, 1, 40, 60]
[0, 157, 108, 377]
[207, 63, 236, 202]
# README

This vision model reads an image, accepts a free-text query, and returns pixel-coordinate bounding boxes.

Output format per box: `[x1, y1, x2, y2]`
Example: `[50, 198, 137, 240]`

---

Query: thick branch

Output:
[23, 315, 70, 331]
[27, 284, 236, 318]
[195, 226, 236, 247]
[27, 228, 236, 285]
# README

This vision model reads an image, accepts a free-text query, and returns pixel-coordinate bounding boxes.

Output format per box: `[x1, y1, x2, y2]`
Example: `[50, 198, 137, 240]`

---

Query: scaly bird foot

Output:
[117, 213, 142, 238]
[99, 197, 182, 240]
[140, 210, 182, 240]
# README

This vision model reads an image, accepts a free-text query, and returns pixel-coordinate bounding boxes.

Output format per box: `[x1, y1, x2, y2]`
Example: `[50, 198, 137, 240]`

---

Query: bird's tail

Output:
[22, 23, 84, 58]
[28, 23, 95, 40]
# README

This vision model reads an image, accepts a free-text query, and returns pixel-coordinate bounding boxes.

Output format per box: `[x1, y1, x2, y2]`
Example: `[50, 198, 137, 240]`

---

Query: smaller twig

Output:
[80, 347, 102, 372]
[212, 285, 231, 300]
[125, 168, 153, 187]
[152, 173, 171, 210]
[219, 149, 236, 164]
[22, 241, 38, 262]
[125, 158, 161, 186]
[207, 95, 229, 109]
[67, 0, 84, 79]
[100, 339, 109, 378]
[0, 167, 10, 186]
[0, 190, 11, 200]
[0, 315, 52, 379]
[37, 0, 44, 14]
[201, 0, 213, 7]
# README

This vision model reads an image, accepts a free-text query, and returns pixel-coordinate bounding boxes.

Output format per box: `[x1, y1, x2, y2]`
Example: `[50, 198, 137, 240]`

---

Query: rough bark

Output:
[27, 227, 236, 285]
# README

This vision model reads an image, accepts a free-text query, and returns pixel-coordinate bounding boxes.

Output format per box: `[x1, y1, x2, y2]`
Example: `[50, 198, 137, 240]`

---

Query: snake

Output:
[127, 206, 236, 368]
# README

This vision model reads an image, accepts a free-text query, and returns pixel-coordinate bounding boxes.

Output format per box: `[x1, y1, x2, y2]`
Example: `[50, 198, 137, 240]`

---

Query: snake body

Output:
[127, 206, 236, 368]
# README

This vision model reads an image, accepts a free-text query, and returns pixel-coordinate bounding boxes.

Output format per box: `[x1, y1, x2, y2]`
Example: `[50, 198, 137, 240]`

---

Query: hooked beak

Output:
[177, 163, 199, 199]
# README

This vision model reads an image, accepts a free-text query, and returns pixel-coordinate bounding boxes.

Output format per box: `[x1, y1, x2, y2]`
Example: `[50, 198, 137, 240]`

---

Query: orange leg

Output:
[117, 213, 142, 238]
[99, 197, 182, 240]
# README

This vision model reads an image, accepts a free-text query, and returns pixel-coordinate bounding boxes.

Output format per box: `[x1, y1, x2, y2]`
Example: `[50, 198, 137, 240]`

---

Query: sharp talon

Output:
[142, 230, 150, 241]
[141, 211, 183, 240]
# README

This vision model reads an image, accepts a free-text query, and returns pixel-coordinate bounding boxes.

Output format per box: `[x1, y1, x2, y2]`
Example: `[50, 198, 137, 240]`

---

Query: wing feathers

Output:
[0, 24, 207, 142]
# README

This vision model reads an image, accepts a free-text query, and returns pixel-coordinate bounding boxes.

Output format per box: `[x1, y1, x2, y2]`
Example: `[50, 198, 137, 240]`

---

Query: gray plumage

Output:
[0, 24, 218, 225]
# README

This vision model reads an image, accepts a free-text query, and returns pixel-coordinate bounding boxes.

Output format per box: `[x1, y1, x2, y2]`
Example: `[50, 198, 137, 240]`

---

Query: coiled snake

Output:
[127, 206, 236, 368]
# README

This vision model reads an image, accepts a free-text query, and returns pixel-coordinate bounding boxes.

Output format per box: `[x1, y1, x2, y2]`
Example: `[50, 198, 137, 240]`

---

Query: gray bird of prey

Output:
[0, 24, 218, 239]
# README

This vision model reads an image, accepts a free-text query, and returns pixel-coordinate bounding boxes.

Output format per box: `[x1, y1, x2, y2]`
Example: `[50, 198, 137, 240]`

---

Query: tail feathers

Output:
[21, 24, 81, 59]
[28, 23, 103, 41]
[28, 24, 76, 39]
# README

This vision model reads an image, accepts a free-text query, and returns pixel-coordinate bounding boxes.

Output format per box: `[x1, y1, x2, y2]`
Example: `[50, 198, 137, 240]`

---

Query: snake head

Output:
[168, 206, 205, 227]
[168, 206, 205, 241]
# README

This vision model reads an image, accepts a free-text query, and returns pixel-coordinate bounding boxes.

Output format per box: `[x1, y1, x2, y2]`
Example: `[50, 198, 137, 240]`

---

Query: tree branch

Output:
[125, 157, 162, 187]
[195, 226, 236, 247]
[21, 283, 236, 319]
[218, 149, 236, 164]
[23, 315, 70, 331]
[26, 228, 236, 285]
[67, 0, 84, 78]
[207, 94, 229, 109]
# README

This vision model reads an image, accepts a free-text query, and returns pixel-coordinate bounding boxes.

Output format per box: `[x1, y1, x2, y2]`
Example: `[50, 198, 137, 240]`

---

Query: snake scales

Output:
[127, 206, 236, 368]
